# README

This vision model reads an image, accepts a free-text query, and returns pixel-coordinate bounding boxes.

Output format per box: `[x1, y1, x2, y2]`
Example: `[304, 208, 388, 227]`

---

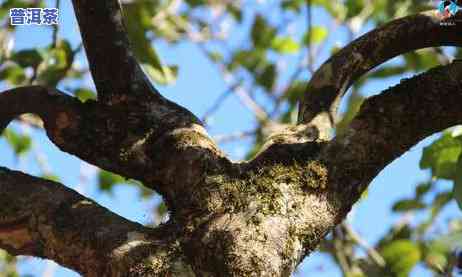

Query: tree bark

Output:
[1, 3, 462, 276]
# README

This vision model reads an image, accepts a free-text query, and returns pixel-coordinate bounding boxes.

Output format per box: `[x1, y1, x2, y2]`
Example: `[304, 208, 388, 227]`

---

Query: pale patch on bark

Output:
[120, 130, 154, 164]
[168, 123, 221, 153]
[71, 200, 94, 209]
[112, 231, 150, 258]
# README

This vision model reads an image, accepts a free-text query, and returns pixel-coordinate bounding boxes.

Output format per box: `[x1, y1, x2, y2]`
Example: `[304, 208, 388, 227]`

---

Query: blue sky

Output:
[0, 0, 460, 276]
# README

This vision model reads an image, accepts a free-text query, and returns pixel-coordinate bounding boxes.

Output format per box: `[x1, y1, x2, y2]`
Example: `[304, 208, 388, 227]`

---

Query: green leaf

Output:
[228, 4, 243, 22]
[424, 239, 451, 273]
[41, 174, 60, 182]
[3, 129, 31, 156]
[283, 81, 305, 105]
[418, 191, 454, 231]
[403, 50, 440, 72]
[424, 231, 462, 273]
[0, 64, 26, 85]
[98, 170, 125, 193]
[368, 66, 408, 79]
[303, 26, 328, 45]
[185, 0, 206, 7]
[0, 0, 45, 18]
[415, 182, 432, 199]
[143, 64, 178, 85]
[392, 199, 426, 212]
[231, 49, 267, 72]
[377, 224, 412, 253]
[124, 3, 176, 85]
[153, 14, 186, 43]
[281, 0, 304, 11]
[453, 156, 462, 210]
[157, 202, 168, 217]
[271, 37, 300, 54]
[207, 51, 223, 62]
[420, 133, 462, 180]
[381, 239, 421, 277]
[257, 64, 276, 91]
[345, 0, 365, 18]
[251, 15, 277, 48]
[74, 88, 96, 103]
[36, 40, 74, 86]
[432, 191, 453, 215]
[11, 49, 43, 68]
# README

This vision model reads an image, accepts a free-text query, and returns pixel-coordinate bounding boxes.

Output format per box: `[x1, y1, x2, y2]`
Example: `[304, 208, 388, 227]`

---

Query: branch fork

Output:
[1, 4, 462, 275]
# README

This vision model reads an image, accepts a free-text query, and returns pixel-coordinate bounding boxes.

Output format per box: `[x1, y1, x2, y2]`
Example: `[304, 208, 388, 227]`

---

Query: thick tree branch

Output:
[0, 86, 81, 133]
[0, 166, 162, 276]
[0, 86, 227, 210]
[67, 1, 232, 208]
[321, 61, 462, 216]
[235, 62, 462, 274]
[70, 0, 160, 106]
[299, 11, 462, 136]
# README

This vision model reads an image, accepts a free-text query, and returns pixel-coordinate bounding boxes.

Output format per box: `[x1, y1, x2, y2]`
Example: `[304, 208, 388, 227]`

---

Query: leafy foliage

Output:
[380, 239, 421, 277]
[3, 129, 31, 156]
[420, 132, 462, 208]
[98, 170, 154, 198]
[124, 1, 179, 85]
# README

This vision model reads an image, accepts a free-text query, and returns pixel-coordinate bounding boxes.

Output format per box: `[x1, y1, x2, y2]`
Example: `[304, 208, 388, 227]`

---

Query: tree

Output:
[1, 0, 462, 276]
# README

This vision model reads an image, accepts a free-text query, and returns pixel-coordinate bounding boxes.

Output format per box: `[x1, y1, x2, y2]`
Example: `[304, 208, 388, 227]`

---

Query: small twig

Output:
[234, 85, 269, 122]
[342, 222, 386, 267]
[332, 227, 351, 275]
[195, 43, 270, 122]
[202, 80, 243, 124]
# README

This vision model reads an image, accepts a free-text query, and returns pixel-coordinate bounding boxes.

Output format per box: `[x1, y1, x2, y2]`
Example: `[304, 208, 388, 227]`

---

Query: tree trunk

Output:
[1, 3, 462, 276]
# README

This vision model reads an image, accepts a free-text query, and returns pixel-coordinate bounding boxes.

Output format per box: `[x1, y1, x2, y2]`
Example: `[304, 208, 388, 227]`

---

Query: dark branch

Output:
[70, 0, 160, 105]
[321, 61, 462, 215]
[0, 86, 81, 132]
[0, 167, 158, 275]
[299, 11, 462, 135]
[0, 86, 227, 210]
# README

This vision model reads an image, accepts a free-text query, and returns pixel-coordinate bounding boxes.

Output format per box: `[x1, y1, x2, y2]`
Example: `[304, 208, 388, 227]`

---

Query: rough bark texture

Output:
[1, 2, 462, 276]
[298, 11, 462, 135]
